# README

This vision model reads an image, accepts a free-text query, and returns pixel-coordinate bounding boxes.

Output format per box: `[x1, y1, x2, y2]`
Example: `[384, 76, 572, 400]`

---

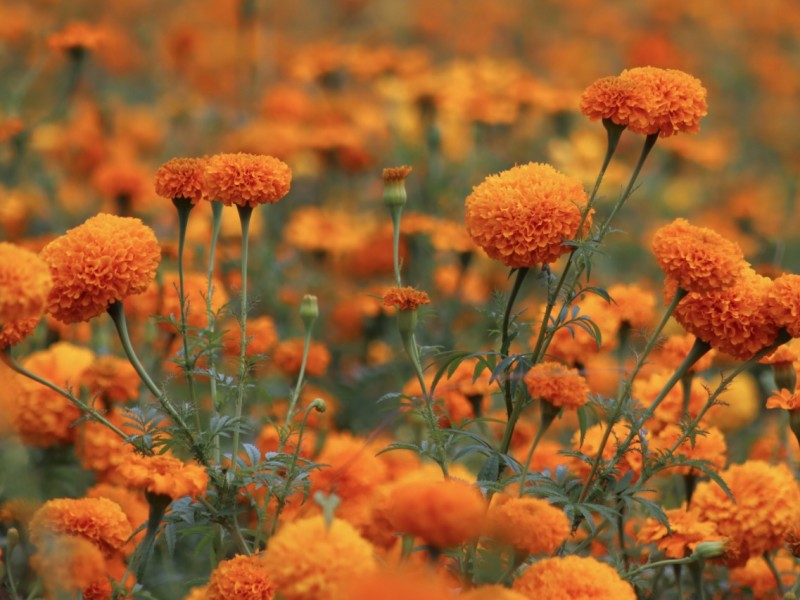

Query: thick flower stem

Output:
[284, 327, 313, 429]
[206, 201, 224, 464]
[582, 120, 625, 227]
[500, 267, 530, 418]
[764, 552, 785, 596]
[172, 197, 200, 433]
[390, 204, 404, 287]
[516, 403, 556, 495]
[623, 554, 698, 580]
[231, 205, 254, 472]
[134, 492, 172, 581]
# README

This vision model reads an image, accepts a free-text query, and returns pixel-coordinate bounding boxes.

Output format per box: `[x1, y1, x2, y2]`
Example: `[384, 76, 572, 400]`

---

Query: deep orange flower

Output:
[651, 219, 745, 293]
[766, 274, 800, 338]
[223, 315, 279, 358]
[0, 243, 52, 323]
[570, 424, 642, 480]
[311, 433, 389, 503]
[465, 162, 589, 268]
[650, 424, 727, 475]
[608, 283, 655, 329]
[207, 554, 276, 600]
[81, 355, 139, 405]
[205, 153, 291, 207]
[382, 286, 431, 310]
[347, 566, 455, 600]
[75, 416, 136, 482]
[30, 497, 132, 558]
[48, 21, 106, 54]
[523, 361, 590, 410]
[729, 553, 797, 599]
[154, 157, 208, 204]
[41, 213, 161, 323]
[86, 483, 148, 551]
[513, 555, 635, 599]
[486, 495, 569, 556]
[117, 453, 208, 500]
[30, 535, 106, 596]
[579, 76, 649, 129]
[91, 160, 150, 210]
[766, 388, 800, 410]
[382, 165, 413, 183]
[651, 334, 715, 373]
[637, 506, 720, 558]
[389, 479, 486, 549]
[272, 338, 331, 377]
[692, 461, 800, 566]
[0, 315, 40, 348]
[263, 516, 377, 600]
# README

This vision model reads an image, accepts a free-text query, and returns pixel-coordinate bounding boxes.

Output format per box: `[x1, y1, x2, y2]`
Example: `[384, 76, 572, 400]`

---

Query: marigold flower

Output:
[571, 424, 642, 480]
[579, 76, 648, 128]
[272, 338, 331, 377]
[0, 315, 40, 348]
[637, 506, 721, 558]
[30, 497, 132, 558]
[223, 315, 279, 358]
[263, 516, 377, 600]
[523, 361, 590, 410]
[31, 535, 106, 596]
[48, 21, 106, 54]
[651, 334, 715, 373]
[692, 460, 800, 565]
[86, 483, 148, 550]
[382, 166, 413, 183]
[608, 283, 656, 329]
[116, 452, 208, 500]
[41, 213, 161, 323]
[486, 495, 569, 556]
[154, 157, 208, 204]
[0, 243, 52, 324]
[512, 555, 635, 599]
[389, 479, 486, 549]
[632, 370, 715, 433]
[347, 566, 454, 600]
[207, 554, 276, 600]
[76, 417, 137, 482]
[0, 498, 41, 530]
[766, 388, 800, 410]
[81, 355, 140, 405]
[205, 153, 291, 207]
[650, 425, 727, 475]
[91, 160, 150, 210]
[766, 274, 800, 338]
[729, 553, 797, 598]
[651, 219, 745, 293]
[461, 586, 529, 600]
[382, 286, 431, 310]
[464, 162, 589, 268]
[311, 433, 389, 503]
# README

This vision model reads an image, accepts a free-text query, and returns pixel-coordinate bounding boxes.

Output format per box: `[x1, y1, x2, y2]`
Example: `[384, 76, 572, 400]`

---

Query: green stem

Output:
[390, 205, 403, 286]
[517, 402, 556, 494]
[283, 327, 313, 430]
[500, 268, 530, 418]
[133, 492, 171, 581]
[689, 561, 706, 600]
[207, 202, 223, 464]
[231, 205, 253, 471]
[529, 264, 571, 365]
[173, 198, 200, 432]
[624, 555, 697, 580]
[764, 552, 785, 596]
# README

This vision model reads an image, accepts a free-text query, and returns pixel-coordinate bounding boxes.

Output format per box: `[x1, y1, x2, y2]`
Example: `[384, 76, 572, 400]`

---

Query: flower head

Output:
[207, 554, 276, 600]
[0, 243, 52, 324]
[154, 157, 208, 204]
[273, 338, 331, 377]
[41, 213, 161, 323]
[116, 453, 208, 500]
[381, 166, 413, 183]
[0, 315, 40, 348]
[608, 283, 656, 329]
[205, 153, 291, 207]
[263, 516, 376, 600]
[465, 162, 589, 268]
[523, 361, 590, 410]
[389, 479, 486, 549]
[30, 535, 106, 596]
[486, 495, 569, 556]
[767, 388, 800, 410]
[766, 274, 800, 338]
[81, 355, 139, 405]
[383, 286, 431, 310]
[637, 506, 721, 559]
[651, 219, 745, 293]
[48, 21, 106, 54]
[513, 555, 635, 599]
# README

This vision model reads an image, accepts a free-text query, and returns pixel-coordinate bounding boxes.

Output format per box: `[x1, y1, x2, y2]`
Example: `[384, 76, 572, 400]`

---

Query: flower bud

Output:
[299, 294, 319, 327]
[691, 540, 726, 559]
[310, 398, 327, 413]
[382, 166, 412, 208]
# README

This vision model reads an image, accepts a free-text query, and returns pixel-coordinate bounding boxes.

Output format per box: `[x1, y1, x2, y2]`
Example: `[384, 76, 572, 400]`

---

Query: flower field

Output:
[2, 1, 800, 598]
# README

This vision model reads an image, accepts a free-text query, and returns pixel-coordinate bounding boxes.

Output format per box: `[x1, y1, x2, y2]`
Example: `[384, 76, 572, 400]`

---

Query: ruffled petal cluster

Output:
[637, 506, 720, 558]
[512, 555, 635, 599]
[0, 242, 52, 324]
[382, 286, 431, 310]
[154, 156, 208, 204]
[116, 453, 208, 500]
[205, 153, 291, 207]
[523, 361, 590, 410]
[207, 554, 276, 600]
[486, 495, 569, 556]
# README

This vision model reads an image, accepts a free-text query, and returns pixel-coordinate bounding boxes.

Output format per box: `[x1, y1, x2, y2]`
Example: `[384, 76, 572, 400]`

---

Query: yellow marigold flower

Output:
[205, 153, 291, 207]
[272, 338, 331, 377]
[47, 21, 106, 54]
[154, 157, 208, 204]
[382, 286, 431, 310]
[207, 554, 276, 600]
[464, 162, 589, 268]
[766, 274, 800, 338]
[31, 535, 106, 596]
[671, 269, 779, 361]
[608, 283, 655, 329]
[12, 342, 94, 447]
[637, 505, 721, 559]
[512, 555, 635, 599]
[0, 243, 52, 324]
[30, 497, 132, 558]
[263, 516, 377, 600]
[117, 452, 208, 500]
[486, 495, 569, 556]
[651, 219, 745, 293]
[389, 479, 486, 549]
[523, 361, 590, 410]
[692, 460, 800, 566]
[40, 213, 161, 323]
[0, 315, 40, 348]
[81, 355, 139, 405]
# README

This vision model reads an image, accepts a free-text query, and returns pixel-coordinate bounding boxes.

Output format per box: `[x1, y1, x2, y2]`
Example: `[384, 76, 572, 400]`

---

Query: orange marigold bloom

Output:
[464, 162, 589, 268]
[672, 269, 779, 361]
[0, 243, 52, 323]
[523, 361, 590, 410]
[0, 315, 40, 348]
[632, 370, 714, 434]
[729, 553, 797, 598]
[311, 432, 389, 503]
[692, 461, 800, 566]
[31, 535, 106, 596]
[651, 219, 745, 294]
[12, 342, 94, 447]
[205, 153, 291, 207]
[223, 315, 279, 358]
[48, 21, 106, 54]
[461, 586, 528, 600]
[486, 495, 569, 556]
[91, 160, 150, 209]
[116, 452, 208, 500]
[650, 425, 727, 475]
[30, 497, 132, 558]
[651, 334, 715, 373]
[389, 479, 486, 549]
[512, 556, 635, 599]
[608, 283, 655, 329]
[382, 165, 413, 183]
[263, 516, 377, 600]
[571, 424, 642, 480]
[766, 274, 800, 338]
[81, 355, 139, 405]
[579, 76, 649, 129]
[382, 286, 431, 310]
[272, 338, 331, 377]
[766, 388, 800, 410]
[86, 483, 148, 550]
[637, 506, 720, 558]
[154, 157, 208, 204]
[41, 214, 161, 323]
[207, 554, 276, 600]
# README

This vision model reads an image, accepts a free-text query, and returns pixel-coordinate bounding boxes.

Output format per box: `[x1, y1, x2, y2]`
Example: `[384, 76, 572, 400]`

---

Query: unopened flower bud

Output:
[299, 294, 319, 327]
[382, 166, 412, 208]
[6, 527, 19, 556]
[692, 540, 726, 559]
[310, 398, 327, 413]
